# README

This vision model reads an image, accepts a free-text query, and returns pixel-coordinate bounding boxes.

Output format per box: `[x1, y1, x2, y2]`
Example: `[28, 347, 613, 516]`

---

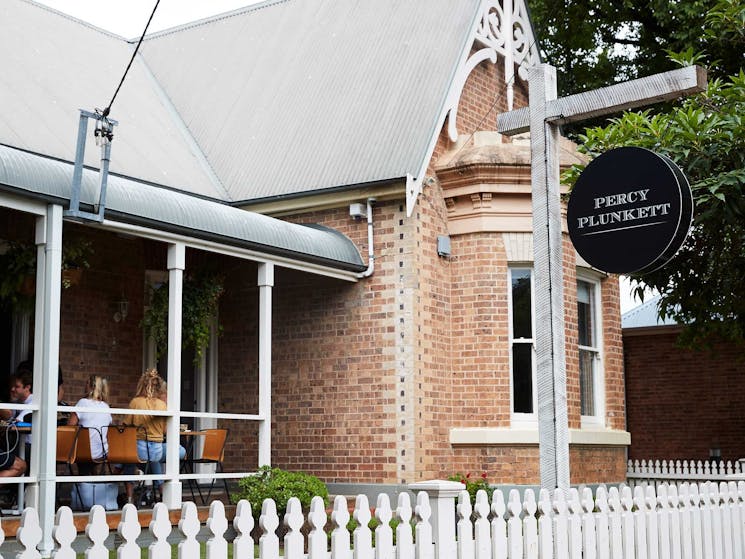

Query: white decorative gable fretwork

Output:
[445, 0, 540, 142]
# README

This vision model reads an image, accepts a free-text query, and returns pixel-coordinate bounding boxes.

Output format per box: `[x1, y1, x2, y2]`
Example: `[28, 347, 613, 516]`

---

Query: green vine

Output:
[141, 273, 224, 362]
[0, 237, 93, 308]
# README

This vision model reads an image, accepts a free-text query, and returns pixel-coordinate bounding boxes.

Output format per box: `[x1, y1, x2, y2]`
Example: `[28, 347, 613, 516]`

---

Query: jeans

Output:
[124, 441, 187, 488]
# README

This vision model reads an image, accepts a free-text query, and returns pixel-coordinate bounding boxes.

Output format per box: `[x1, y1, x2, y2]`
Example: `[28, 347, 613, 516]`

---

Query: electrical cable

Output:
[101, 0, 161, 118]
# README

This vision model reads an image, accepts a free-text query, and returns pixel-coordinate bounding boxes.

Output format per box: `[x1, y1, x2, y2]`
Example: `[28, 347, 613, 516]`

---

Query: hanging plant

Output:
[0, 237, 94, 308]
[141, 272, 224, 362]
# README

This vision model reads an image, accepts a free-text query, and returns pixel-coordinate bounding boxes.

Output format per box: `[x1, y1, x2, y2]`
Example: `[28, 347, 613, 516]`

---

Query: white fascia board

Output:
[96, 219, 360, 283]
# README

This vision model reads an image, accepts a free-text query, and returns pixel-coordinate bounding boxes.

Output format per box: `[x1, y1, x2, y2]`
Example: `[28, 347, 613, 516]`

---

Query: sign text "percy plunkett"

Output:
[575, 188, 671, 230]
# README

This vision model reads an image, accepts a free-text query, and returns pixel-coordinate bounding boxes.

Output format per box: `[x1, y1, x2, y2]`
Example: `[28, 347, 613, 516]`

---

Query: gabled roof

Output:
[1, 0, 483, 205]
[140, 0, 482, 204]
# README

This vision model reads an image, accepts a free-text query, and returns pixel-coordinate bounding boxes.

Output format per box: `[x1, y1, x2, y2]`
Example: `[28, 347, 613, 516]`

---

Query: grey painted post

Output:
[529, 64, 570, 491]
[409, 480, 465, 559]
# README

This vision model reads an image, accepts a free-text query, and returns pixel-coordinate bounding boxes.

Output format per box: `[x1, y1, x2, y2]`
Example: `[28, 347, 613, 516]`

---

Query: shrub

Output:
[448, 472, 494, 505]
[232, 466, 329, 517]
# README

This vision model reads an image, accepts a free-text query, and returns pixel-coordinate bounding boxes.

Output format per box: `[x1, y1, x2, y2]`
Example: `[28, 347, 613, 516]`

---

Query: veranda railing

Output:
[6, 480, 745, 559]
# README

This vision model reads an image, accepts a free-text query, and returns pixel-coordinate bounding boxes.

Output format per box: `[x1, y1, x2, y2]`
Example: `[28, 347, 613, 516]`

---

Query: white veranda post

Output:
[497, 63, 707, 490]
[258, 262, 274, 467]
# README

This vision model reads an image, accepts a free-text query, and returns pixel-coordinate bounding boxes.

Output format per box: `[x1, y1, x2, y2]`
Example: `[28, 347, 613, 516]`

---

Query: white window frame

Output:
[508, 266, 537, 425]
[577, 273, 605, 427]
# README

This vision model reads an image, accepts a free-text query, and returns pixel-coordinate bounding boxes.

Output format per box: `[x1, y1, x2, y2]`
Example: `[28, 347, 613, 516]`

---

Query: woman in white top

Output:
[68, 375, 112, 468]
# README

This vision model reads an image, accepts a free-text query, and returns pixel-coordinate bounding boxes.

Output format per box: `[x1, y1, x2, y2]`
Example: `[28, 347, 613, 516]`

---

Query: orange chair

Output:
[105, 425, 148, 472]
[55, 426, 79, 474]
[74, 427, 107, 476]
[187, 428, 229, 504]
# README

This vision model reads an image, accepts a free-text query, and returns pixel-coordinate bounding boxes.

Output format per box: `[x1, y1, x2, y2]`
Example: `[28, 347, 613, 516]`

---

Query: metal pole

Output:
[162, 242, 184, 508]
[258, 263, 274, 467]
[529, 64, 570, 491]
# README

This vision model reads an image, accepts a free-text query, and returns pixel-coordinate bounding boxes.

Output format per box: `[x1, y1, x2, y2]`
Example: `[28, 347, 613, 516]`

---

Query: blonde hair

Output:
[86, 375, 109, 402]
[135, 368, 166, 400]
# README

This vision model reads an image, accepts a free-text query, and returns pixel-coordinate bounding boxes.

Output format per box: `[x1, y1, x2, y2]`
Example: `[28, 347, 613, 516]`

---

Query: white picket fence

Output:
[628, 459, 744, 487]
[6, 480, 745, 558]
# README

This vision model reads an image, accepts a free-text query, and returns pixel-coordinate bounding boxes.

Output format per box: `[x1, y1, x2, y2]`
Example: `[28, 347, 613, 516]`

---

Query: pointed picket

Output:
[283, 498, 305, 559]
[353, 495, 374, 559]
[708, 484, 723, 559]
[457, 490, 474, 559]
[567, 489, 582, 559]
[178, 501, 201, 559]
[308, 496, 328, 559]
[581, 487, 597, 559]
[678, 484, 692, 559]
[233, 500, 255, 559]
[619, 487, 634, 559]
[52, 507, 76, 559]
[414, 491, 433, 559]
[595, 486, 610, 559]
[396, 493, 415, 559]
[632, 486, 648, 559]
[644, 485, 659, 559]
[537, 489, 553, 559]
[553, 490, 569, 559]
[608, 487, 623, 559]
[507, 489, 523, 559]
[206, 500, 229, 559]
[687, 485, 702, 559]
[16, 507, 42, 559]
[85, 505, 110, 559]
[116, 503, 141, 559]
[491, 490, 507, 559]
[474, 490, 492, 559]
[727, 481, 742, 559]
[331, 496, 351, 559]
[148, 503, 172, 559]
[259, 499, 280, 559]
[522, 490, 538, 559]
[375, 494, 394, 559]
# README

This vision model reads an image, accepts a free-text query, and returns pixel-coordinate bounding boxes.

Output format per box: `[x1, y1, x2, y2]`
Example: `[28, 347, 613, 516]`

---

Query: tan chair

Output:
[105, 425, 148, 471]
[187, 428, 229, 504]
[74, 427, 106, 476]
[55, 426, 79, 474]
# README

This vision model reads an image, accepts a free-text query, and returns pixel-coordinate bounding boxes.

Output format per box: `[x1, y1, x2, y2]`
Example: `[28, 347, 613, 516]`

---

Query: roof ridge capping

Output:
[141, 0, 291, 42]
[22, 0, 129, 41]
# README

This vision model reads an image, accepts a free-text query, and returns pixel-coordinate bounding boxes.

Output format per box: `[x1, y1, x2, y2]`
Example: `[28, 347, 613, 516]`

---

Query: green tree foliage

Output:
[564, 41, 745, 346]
[528, 0, 740, 95]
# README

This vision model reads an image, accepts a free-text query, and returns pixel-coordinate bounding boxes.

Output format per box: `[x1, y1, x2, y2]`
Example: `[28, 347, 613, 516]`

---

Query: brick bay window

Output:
[577, 277, 603, 424]
[509, 267, 535, 418]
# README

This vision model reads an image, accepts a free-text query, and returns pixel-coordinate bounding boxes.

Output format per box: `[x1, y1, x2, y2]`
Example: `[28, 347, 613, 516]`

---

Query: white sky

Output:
[33, 0, 261, 38]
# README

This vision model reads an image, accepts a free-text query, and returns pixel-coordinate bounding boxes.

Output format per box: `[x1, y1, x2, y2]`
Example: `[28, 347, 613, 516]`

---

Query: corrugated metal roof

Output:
[622, 295, 679, 329]
[0, 0, 225, 199]
[140, 0, 481, 202]
[0, 145, 365, 272]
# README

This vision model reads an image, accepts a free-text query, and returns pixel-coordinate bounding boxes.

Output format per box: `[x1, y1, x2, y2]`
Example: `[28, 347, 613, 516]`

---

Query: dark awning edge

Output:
[0, 145, 366, 273]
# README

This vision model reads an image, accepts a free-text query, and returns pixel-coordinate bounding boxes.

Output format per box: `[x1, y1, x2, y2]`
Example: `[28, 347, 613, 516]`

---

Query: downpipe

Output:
[357, 197, 376, 279]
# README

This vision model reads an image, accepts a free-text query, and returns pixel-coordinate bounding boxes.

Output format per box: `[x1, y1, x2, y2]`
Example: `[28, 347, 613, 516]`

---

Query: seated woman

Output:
[67, 375, 112, 474]
[125, 369, 184, 504]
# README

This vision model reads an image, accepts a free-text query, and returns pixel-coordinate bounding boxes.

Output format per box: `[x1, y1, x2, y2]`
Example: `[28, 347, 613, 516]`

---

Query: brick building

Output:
[0, 0, 629, 518]
[623, 297, 745, 463]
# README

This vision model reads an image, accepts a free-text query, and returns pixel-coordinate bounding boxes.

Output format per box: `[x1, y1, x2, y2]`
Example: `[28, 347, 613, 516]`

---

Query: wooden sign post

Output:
[497, 64, 706, 490]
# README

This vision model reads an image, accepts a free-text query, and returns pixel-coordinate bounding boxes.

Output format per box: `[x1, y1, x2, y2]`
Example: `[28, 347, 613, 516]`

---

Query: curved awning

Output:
[0, 145, 365, 273]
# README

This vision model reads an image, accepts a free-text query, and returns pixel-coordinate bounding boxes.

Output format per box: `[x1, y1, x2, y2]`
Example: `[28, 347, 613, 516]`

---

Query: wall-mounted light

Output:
[114, 295, 129, 323]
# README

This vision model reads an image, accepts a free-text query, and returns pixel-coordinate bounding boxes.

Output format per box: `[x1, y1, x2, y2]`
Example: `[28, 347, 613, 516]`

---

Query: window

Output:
[577, 278, 602, 420]
[509, 268, 534, 415]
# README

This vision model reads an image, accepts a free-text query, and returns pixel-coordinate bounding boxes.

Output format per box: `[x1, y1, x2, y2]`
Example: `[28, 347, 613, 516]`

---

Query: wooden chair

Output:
[55, 426, 79, 475]
[187, 428, 229, 504]
[74, 427, 106, 476]
[105, 425, 148, 472]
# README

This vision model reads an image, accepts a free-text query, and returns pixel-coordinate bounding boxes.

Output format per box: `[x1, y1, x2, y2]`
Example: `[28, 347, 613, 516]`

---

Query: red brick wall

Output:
[624, 329, 745, 462]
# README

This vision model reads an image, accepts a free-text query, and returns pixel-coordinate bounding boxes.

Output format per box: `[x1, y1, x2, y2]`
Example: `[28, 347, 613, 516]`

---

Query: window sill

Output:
[449, 427, 631, 447]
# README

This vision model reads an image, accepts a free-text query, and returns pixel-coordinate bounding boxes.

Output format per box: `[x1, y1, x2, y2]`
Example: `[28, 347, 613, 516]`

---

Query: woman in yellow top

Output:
[125, 369, 184, 503]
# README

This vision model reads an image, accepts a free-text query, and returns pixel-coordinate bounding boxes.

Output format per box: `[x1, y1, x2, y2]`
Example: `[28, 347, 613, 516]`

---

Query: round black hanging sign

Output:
[567, 147, 693, 274]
